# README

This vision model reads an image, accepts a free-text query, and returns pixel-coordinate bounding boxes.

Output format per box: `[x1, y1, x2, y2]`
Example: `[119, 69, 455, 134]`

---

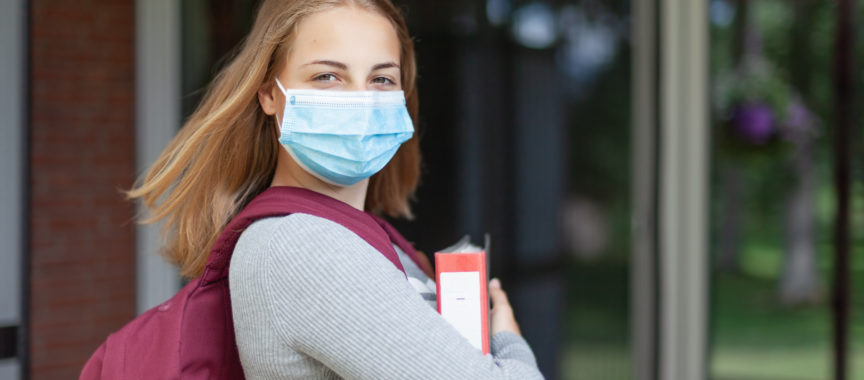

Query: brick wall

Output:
[30, 0, 136, 378]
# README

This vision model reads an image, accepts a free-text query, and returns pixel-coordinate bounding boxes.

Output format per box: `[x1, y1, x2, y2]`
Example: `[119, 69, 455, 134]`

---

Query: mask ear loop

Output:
[274, 78, 289, 127]
[274, 77, 289, 95]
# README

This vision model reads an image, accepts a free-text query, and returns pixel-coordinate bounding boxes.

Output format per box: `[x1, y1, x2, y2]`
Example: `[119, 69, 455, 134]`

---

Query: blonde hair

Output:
[129, 0, 421, 279]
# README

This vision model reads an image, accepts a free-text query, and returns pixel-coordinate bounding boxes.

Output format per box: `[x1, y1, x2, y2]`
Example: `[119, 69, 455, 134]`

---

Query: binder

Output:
[434, 235, 491, 354]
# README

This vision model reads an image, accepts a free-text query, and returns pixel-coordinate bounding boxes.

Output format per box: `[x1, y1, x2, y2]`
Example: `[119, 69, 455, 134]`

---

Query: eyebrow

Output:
[302, 60, 400, 71]
[371, 62, 401, 71]
[304, 60, 348, 70]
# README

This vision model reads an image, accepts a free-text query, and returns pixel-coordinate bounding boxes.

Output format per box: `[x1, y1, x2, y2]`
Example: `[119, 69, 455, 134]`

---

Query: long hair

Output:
[128, 0, 421, 279]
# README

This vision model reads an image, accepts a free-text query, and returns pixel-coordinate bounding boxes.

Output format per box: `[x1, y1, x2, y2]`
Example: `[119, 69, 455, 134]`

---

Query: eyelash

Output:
[372, 76, 396, 85]
[314, 73, 338, 82]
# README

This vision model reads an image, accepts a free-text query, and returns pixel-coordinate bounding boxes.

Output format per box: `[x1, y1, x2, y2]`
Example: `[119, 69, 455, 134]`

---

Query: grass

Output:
[710, 237, 864, 380]
[558, 256, 864, 380]
[711, 269, 864, 380]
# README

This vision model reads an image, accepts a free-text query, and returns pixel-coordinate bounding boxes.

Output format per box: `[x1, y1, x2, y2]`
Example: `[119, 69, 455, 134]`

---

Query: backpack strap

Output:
[202, 186, 406, 283]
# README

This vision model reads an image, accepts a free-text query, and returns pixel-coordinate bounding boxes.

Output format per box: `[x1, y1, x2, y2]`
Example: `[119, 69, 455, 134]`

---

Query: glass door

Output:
[707, 1, 863, 379]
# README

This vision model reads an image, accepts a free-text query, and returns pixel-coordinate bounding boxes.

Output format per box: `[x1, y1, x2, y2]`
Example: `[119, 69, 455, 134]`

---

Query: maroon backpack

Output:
[80, 186, 430, 379]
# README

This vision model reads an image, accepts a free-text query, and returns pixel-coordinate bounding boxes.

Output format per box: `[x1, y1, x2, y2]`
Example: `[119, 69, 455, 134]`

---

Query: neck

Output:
[270, 148, 368, 211]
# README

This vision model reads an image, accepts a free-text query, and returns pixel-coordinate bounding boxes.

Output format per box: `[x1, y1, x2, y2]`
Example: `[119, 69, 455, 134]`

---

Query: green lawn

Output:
[711, 241, 864, 380]
[711, 271, 864, 380]
[559, 257, 864, 380]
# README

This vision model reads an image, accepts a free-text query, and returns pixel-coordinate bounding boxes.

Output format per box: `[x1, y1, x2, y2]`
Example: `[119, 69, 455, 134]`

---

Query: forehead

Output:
[288, 6, 400, 64]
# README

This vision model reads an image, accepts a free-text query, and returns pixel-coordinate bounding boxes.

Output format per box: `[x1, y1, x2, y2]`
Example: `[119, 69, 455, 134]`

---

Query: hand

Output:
[488, 278, 522, 337]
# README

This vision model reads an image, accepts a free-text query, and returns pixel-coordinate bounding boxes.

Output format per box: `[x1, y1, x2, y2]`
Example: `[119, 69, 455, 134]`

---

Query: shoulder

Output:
[230, 213, 394, 275]
[229, 212, 410, 318]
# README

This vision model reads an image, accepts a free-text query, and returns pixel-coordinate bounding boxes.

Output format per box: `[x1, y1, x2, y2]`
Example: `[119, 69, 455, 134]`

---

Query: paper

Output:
[439, 271, 483, 350]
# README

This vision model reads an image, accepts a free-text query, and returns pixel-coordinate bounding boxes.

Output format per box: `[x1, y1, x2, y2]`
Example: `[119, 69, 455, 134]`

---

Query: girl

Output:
[130, 0, 543, 378]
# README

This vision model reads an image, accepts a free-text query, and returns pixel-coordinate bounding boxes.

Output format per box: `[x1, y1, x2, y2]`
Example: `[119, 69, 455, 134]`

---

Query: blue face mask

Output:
[274, 79, 414, 186]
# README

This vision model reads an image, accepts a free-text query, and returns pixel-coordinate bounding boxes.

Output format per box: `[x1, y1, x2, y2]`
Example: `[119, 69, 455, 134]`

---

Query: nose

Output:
[346, 83, 366, 91]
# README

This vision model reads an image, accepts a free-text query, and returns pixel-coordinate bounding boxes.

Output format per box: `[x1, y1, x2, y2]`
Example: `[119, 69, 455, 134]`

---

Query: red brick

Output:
[30, 0, 136, 378]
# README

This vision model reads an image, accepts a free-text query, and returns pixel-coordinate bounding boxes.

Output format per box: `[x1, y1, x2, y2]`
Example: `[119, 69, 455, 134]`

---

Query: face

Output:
[259, 5, 404, 193]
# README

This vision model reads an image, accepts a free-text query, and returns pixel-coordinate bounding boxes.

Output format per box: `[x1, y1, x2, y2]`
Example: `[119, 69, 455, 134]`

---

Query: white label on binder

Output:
[439, 271, 482, 350]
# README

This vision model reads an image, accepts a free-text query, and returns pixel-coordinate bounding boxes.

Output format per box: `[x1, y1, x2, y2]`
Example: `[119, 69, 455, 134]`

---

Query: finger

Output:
[488, 278, 511, 309]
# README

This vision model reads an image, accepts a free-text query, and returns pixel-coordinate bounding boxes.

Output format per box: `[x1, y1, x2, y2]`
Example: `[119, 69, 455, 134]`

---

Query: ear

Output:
[258, 80, 279, 116]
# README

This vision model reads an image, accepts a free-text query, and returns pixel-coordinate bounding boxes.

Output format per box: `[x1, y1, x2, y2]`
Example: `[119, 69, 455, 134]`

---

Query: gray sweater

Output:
[229, 213, 544, 379]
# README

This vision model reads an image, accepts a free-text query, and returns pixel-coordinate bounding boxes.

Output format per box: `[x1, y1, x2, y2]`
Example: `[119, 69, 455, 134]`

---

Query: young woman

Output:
[130, 0, 543, 378]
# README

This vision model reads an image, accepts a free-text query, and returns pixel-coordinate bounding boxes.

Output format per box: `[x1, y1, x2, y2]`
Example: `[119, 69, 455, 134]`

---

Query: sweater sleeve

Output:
[232, 213, 544, 380]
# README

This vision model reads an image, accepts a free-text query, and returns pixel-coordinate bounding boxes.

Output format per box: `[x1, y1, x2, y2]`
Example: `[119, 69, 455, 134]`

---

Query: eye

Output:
[314, 73, 339, 82]
[372, 76, 396, 85]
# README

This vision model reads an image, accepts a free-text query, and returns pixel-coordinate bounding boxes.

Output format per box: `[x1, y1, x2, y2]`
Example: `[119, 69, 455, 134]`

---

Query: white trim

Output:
[0, 359, 20, 380]
[0, 0, 24, 326]
[135, 0, 181, 313]
[0, 0, 24, 373]
[659, 0, 709, 379]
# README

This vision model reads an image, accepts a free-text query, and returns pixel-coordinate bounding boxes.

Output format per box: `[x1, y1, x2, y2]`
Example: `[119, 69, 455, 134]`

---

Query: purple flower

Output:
[731, 103, 775, 144]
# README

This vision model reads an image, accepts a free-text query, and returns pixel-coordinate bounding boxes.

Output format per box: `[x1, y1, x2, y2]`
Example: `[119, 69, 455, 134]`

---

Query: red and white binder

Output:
[435, 235, 491, 354]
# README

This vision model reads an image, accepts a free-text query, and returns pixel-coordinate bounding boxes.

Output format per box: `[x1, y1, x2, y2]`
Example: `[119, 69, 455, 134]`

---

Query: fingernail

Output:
[490, 278, 501, 288]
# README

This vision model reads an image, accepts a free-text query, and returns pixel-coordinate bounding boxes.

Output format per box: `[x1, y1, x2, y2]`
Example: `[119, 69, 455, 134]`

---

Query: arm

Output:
[256, 214, 544, 380]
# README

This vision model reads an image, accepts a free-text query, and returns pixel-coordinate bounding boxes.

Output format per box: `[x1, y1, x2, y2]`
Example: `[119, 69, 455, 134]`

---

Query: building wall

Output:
[30, 0, 136, 378]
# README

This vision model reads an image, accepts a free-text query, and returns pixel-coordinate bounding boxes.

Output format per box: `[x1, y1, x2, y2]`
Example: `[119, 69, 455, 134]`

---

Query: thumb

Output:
[488, 278, 511, 309]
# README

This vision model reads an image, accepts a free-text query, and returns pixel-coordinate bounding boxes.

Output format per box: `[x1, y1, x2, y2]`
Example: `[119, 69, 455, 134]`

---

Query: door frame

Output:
[631, 1, 710, 379]
[0, 0, 29, 377]
[135, 0, 182, 313]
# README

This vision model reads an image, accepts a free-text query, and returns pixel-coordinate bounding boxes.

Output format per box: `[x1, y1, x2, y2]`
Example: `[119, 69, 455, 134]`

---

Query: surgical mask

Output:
[274, 78, 414, 186]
